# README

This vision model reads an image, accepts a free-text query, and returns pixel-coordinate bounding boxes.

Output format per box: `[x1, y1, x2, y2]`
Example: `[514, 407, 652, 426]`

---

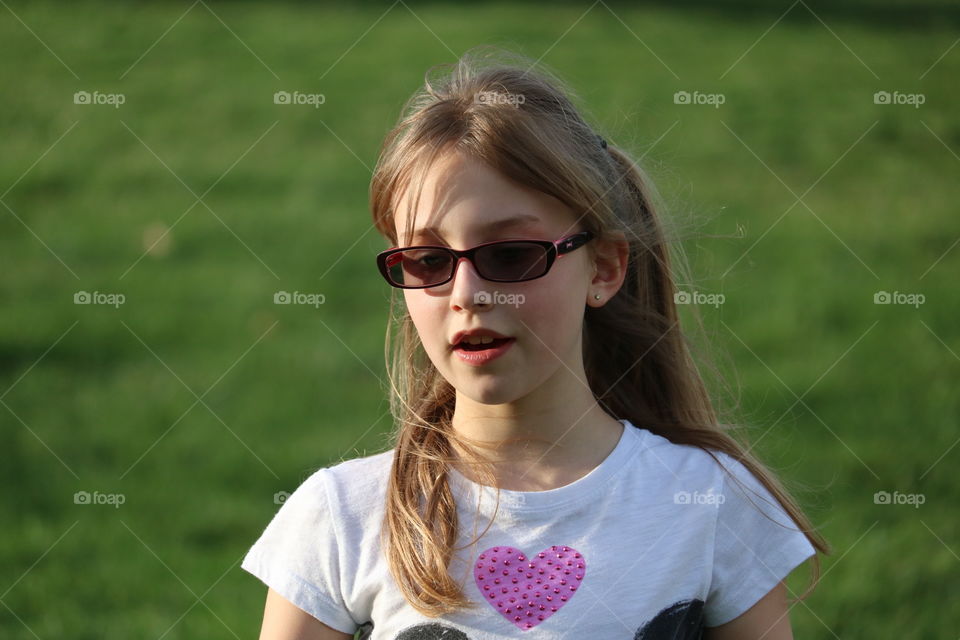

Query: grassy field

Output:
[1, 1, 958, 637]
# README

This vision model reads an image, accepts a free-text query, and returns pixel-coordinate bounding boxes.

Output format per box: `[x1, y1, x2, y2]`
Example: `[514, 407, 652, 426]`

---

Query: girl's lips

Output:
[452, 337, 515, 366]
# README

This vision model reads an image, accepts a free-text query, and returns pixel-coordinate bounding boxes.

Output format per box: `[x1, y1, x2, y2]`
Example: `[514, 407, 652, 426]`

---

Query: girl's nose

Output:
[449, 257, 489, 307]
[452, 256, 485, 285]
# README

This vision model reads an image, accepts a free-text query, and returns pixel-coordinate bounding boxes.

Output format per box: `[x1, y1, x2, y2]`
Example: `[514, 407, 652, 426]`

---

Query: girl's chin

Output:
[453, 376, 525, 405]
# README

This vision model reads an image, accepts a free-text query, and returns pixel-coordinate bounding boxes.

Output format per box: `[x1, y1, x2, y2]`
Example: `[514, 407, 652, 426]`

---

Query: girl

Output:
[242, 47, 830, 640]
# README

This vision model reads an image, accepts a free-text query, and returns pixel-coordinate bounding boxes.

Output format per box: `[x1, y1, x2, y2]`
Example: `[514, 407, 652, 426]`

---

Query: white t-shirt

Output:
[241, 419, 816, 639]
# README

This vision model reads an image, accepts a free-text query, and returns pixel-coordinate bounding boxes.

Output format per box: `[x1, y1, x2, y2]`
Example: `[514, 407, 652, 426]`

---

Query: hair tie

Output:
[599, 136, 608, 149]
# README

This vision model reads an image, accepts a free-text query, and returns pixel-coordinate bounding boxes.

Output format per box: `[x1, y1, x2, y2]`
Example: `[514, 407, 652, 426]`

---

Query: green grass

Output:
[1, 1, 958, 637]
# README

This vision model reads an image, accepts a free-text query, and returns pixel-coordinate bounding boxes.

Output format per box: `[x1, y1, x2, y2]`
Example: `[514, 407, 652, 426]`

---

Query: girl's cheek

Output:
[404, 293, 434, 324]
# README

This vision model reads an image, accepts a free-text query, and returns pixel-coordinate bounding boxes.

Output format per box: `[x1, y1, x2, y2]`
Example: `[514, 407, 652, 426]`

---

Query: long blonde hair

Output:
[370, 46, 830, 617]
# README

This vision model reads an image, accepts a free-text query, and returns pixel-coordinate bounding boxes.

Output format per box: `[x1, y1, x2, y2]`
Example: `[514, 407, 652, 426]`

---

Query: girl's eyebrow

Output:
[412, 214, 543, 239]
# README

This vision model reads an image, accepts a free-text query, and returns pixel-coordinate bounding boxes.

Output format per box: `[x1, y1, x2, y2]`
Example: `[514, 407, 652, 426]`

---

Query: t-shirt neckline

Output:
[447, 418, 644, 512]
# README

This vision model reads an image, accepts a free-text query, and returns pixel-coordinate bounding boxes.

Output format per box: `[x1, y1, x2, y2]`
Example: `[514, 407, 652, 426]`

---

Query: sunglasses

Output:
[376, 230, 594, 289]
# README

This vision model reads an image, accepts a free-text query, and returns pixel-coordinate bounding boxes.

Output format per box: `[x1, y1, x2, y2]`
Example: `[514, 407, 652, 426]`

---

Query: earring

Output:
[593, 294, 601, 300]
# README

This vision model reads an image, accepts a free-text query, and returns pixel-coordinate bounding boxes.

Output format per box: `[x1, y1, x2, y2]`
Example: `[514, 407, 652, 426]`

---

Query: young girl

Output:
[241, 47, 829, 640]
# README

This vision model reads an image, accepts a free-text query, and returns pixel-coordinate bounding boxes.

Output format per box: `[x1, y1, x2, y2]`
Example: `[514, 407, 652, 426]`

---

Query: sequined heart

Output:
[473, 545, 586, 631]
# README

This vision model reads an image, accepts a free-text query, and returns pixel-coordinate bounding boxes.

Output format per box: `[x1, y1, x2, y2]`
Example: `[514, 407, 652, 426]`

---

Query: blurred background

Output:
[1, 1, 957, 637]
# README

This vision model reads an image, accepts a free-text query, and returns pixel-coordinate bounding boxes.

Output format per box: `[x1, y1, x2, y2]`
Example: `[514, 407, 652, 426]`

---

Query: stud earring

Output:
[593, 294, 601, 300]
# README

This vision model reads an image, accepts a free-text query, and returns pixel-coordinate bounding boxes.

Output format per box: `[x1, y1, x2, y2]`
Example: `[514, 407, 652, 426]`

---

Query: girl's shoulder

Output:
[292, 448, 396, 514]
[632, 425, 742, 484]
[627, 424, 785, 513]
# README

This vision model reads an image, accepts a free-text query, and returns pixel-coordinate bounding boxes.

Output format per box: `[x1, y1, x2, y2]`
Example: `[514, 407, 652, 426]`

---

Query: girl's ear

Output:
[587, 230, 629, 307]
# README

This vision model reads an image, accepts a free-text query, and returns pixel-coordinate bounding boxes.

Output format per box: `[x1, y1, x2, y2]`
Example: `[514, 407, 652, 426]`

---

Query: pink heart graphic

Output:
[473, 545, 586, 631]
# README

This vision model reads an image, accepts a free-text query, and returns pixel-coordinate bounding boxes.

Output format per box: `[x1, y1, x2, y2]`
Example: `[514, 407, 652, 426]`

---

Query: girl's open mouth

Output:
[452, 337, 515, 365]
[455, 337, 513, 351]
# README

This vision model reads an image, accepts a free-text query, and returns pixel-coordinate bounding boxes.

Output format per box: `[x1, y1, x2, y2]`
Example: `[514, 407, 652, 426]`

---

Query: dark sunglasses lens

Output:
[476, 242, 548, 281]
[385, 249, 453, 287]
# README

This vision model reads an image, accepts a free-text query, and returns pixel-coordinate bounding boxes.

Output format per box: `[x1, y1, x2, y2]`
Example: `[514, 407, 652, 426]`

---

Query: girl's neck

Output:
[448, 400, 625, 492]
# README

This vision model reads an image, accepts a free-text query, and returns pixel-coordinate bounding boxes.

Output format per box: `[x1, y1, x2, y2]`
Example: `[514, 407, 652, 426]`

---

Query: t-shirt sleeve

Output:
[240, 468, 358, 634]
[703, 453, 817, 628]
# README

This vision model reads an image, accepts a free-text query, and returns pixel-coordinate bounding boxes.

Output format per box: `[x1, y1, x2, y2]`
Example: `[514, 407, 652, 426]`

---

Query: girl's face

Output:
[393, 151, 599, 406]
